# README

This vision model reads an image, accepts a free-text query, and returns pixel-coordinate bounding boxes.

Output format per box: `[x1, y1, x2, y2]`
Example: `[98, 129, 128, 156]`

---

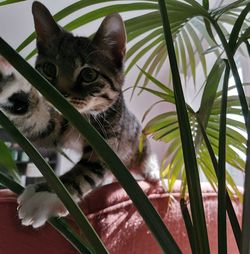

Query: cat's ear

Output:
[93, 13, 126, 68]
[32, 1, 62, 43]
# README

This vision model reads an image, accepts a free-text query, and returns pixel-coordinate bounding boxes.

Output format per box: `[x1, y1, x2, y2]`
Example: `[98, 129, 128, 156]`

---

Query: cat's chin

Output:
[71, 103, 100, 116]
[79, 108, 102, 116]
[69, 100, 109, 115]
[68, 99, 89, 113]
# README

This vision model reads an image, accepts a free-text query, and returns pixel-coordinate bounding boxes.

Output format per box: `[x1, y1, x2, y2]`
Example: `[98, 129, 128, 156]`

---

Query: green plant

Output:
[7, 0, 248, 199]
[0, 0, 250, 253]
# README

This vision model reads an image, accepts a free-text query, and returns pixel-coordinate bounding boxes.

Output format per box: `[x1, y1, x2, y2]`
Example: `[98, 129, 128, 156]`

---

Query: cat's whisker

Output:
[75, 132, 83, 148]
[91, 113, 108, 140]
[99, 112, 118, 147]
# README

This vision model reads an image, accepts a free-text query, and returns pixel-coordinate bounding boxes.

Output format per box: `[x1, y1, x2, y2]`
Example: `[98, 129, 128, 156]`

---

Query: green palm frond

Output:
[0, 0, 26, 6]
[141, 68, 246, 199]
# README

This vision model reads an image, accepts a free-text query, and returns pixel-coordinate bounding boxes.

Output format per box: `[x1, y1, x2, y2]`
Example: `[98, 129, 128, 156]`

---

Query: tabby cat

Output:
[0, 1, 159, 228]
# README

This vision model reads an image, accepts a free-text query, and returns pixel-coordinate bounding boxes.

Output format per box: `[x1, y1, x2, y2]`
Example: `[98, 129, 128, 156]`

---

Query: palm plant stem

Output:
[218, 61, 230, 254]
[241, 111, 250, 254]
[245, 41, 250, 56]
[208, 18, 249, 126]
[196, 115, 241, 252]
[180, 199, 198, 254]
[228, 3, 250, 52]
[157, 0, 210, 253]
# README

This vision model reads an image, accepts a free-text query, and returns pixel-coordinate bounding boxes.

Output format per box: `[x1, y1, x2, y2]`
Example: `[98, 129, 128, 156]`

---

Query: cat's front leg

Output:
[0, 62, 65, 148]
[17, 156, 107, 228]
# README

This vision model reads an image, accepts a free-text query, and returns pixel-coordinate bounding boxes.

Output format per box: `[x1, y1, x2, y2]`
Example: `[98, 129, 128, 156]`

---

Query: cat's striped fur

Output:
[0, 1, 159, 228]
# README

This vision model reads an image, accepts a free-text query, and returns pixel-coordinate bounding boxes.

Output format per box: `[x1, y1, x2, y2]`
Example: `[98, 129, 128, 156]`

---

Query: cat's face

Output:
[32, 1, 126, 114]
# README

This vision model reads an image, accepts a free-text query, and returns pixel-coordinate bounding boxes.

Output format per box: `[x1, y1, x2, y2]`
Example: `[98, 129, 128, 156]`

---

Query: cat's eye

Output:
[79, 67, 99, 83]
[38, 62, 58, 80]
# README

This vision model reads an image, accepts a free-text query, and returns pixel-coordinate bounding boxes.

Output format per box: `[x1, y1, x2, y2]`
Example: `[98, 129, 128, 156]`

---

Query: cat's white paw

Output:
[17, 185, 68, 228]
[143, 154, 160, 182]
[144, 168, 160, 182]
